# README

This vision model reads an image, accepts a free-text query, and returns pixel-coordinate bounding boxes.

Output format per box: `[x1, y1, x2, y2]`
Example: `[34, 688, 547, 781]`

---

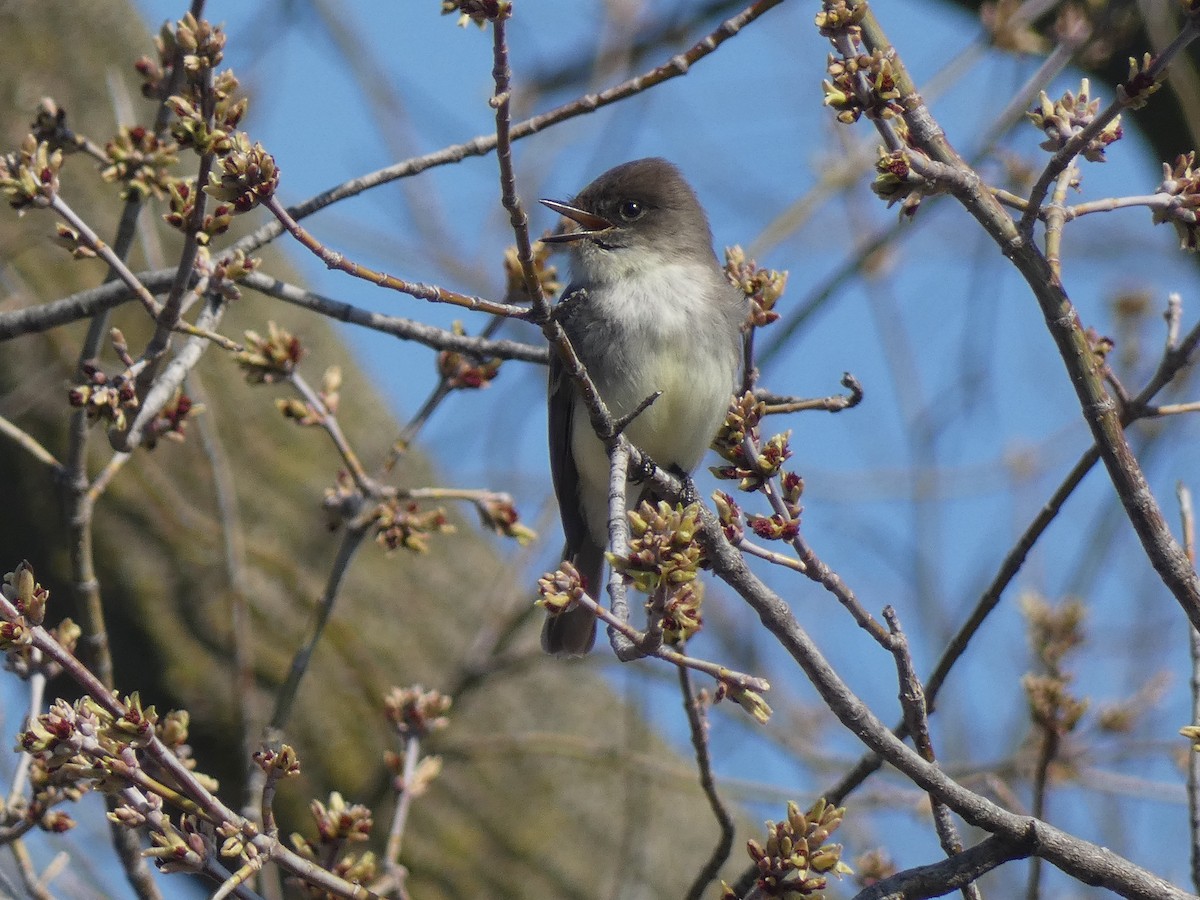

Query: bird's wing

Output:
[547, 345, 590, 558]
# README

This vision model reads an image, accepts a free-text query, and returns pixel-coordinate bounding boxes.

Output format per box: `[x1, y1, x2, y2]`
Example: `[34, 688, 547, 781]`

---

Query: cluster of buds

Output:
[372, 499, 455, 553]
[1118, 52, 1164, 110]
[712, 394, 793, 492]
[1, 560, 49, 628]
[872, 147, 940, 218]
[0, 134, 63, 212]
[168, 70, 247, 156]
[746, 473, 804, 542]
[164, 180, 232, 244]
[437, 323, 502, 388]
[68, 361, 138, 431]
[1181, 724, 1200, 752]
[20, 692, 165, 778]
[235, 321, 304, 383]
[253, 743, 302, 779]
[142, 816, 209, 874]
[1154, 152, 1200, 251]
[135, 21, 181, 100]
[31, 97, 87, 156]
[141, 390, 202, 450]
[100, 125, 179, 200]
[1023, 672, 1088, 736]
[54, 223, 97, 259]
[322, 471, 362, 528]
[979, 0, 1048, 55]
[505, 241, 561, 302]
[277, 366, 340, 427]
[608, 501, 705, 595]
[441, 0, 512, 27]
[536, 560, 587, 615]
[712, 392, 764, 462]
[1020, 593, 1088, 738]
[384, 685, 452, 739]
[822, 49, 902, 124]
[208, 248, 260, 300]
[1027, 80, 1122, 162]
[384, 747, 444, 803]
[205, 132, 278, 213]
[474, 493, 537, 544]
[1022, 592, 1084, 669]
[1084, 326, 1114, 366]
[1, 562, 79, 680]
[714, 677, 774, 724]
[730, 799, 851, 899]
[661, 580, 703, 645]
[713, 491, 745, 544]
[309, 791, 372, 844]
[814, 0, 866, 38]
[291, 793, 378, 888]
[176, 12, 225, 75]
[725, 246, 787, 329]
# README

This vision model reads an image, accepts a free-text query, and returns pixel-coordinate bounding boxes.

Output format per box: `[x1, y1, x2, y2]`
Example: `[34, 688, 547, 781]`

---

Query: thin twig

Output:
[117, 293, 227, 451]
[261, 195, 528, 319]
[382, 734, 421, 890]
[226, 0, 786, 260]
[1180, 482, 1200, 894]
[288, 371, 379, 497]
[678, 666, 735, 900]
[828, 304, 1200, 805]
[238, 271, 547, 363]
[0, 269, 188, 341]
[883, 608, 979, 900]
[757, 372, 864, 415]
[0, 414, 63, 472]
[490, 12, 544, 310]
[854, 4, 1200, 634]
[49, 195, 238, 351]
[695, 508, 1193, 900]
[266, 522, 369, 738]
[1042, 164, 1076, 282]
[1019, 14, 1200, 237]
[606, 441, 635, 654]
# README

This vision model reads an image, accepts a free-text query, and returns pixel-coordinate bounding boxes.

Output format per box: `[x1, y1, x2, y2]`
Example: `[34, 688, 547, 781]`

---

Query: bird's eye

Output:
[618, 199, 644, 221]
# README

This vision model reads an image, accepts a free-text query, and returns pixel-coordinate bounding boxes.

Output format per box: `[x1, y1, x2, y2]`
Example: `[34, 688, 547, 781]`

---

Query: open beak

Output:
[539, 198, 614, 243]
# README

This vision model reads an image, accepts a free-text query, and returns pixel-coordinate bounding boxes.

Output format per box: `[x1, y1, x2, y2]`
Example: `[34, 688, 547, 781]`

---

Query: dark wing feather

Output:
[544, 339, 600, 655]
[547, 347, 588, 555]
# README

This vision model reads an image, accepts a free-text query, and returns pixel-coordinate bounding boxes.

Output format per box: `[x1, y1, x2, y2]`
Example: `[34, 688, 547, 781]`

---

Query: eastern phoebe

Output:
[539, 157, 746, 655]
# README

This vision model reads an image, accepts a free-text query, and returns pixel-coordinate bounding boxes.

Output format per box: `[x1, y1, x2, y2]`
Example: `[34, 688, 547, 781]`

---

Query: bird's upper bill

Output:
[539, 198, 615, 243]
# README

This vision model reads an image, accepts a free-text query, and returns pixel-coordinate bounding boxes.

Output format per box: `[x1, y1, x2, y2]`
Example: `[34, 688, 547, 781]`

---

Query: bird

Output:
[539, 157, 746, 655]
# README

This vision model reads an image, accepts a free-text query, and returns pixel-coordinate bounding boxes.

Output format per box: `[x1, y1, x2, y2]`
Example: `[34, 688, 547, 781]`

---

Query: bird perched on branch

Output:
[540, 157, 745, 655]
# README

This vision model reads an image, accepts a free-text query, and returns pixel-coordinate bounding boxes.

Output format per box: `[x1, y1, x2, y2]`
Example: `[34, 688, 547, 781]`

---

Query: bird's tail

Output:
[541, 539, 604, 656]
